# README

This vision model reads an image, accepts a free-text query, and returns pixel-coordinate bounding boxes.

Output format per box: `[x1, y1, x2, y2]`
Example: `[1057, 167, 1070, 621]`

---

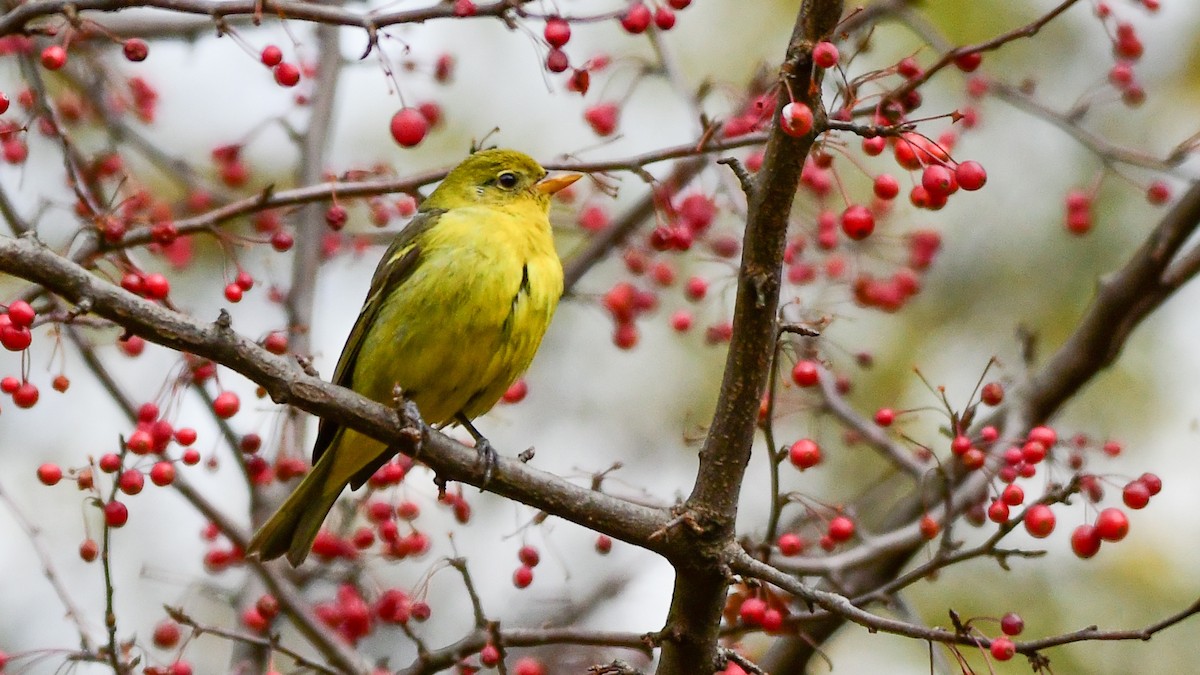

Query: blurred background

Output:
[1, 0, 1199, 673]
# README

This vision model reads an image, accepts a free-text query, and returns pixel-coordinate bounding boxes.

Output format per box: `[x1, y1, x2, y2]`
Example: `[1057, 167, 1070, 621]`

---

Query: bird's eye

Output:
[497, 172, 519, 189]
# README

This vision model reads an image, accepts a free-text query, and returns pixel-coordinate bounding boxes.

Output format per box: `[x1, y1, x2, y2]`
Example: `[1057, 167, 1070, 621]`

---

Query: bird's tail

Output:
[246, 441, 343, 567]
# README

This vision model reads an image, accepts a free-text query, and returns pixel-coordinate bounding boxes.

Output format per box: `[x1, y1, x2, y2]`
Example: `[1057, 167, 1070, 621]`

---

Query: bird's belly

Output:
[351, 251, 553, 426]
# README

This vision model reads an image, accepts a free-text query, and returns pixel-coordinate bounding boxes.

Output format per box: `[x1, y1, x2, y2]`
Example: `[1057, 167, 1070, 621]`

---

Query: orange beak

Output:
[536, 172, 583, 195]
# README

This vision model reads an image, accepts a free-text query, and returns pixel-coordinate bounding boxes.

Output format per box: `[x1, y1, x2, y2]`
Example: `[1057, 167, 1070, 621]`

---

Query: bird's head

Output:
[424, 148, 581, 212]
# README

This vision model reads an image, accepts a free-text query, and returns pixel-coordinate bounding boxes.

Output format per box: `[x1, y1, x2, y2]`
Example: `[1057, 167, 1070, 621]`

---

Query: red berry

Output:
[99, 453, 122, 473]
[1139, 472, 1162, 495]
[0, 376, 18, 395]
[987, 500, 1009, 524]
[1023, 504, 1055, 538]
[41, 45, 67, 70]
[79, 538, 99, 562]
[137, 402, 158, 423]
[990, 637, 1015, 661]
[954, 51, 982, 72]
[919, 514, 940, 540]
[955, 446, 984, 468]
[143, 272, 170, 299]
[1001, 484, 1024, 506]
[119, 469, 145, 495]
[242, 606, 269, 633]
[452, 0, 476, 16]
[104, 500, 129, 527]
[37, 463, 62, 486]
[594, 534, 612, 554]
[13, 381, 38, 408]
[921, 164, 955, 196]
[261, 45, 283, 67]
[223, 283, 243, 303]
[1021, 440, 1047, 464]
[390, 108, 428, 147]
[273, 62, 300, 87]
[52, 375, 69, 392]
[862, 136, 886, 156]
[7, 300, 35, 328]
[1000, 612, 1024, 636]
[1028, 425, 1056, 447]
[150, 461, 176, 486]
[212, 391, 240, 418]
[545, 47, 569, 73]
[739, 597, 767, 625]
[1094, 507, 1129, 542]
[613, 322, 638, 350]
[174, 427, 197, 446]
[955, 160, 987, 191]
[620, 3, 651, 33]
[501, 378, 527, 403]
[1122, 480, 1150, 509]
[950, 435, 972, 455]
[263, 331, 288, 355]
[788, 439, 822, 470]
[0, 92, 9, 115]
[780, 101, 813, 137]
[841, 205, 875, 240]
[480, 643, 501, 667]
[325, 204, 348, 231]
[813, 41, 839, 69]
[1147, 180, 1171, 205]
[668, 0, 691, 7]
[123, 39, 149, 62]
[980, 381, 1003, 405]
[518, 545, 540, 567]
[0, 324, 30, 351]
[791, 360, 820, 387]
[874, 408, 895, 426]
[761, 608, 783, 632]
[513, 565, 534, 588]
[1071, 523, 1101, 558]
[153, 619, 182, 648]
[827, 515, 855, 542]
[777, 532, 805, 556]
[544, 17, 571, 47]
[126, 429, 152, 455]
[270, 230, 294, 251]
[584, 103, 619, 136]
[653, 7, 676, 30]
[873, 174, 900, 200]
[2, 139, 27, 164]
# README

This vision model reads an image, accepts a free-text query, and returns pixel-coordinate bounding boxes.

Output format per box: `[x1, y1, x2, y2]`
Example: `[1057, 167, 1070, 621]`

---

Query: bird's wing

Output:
[310, 208, 446, 467]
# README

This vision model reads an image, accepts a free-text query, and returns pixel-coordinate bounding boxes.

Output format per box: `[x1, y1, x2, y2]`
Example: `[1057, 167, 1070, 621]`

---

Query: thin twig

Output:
[0, 479, 98, 652]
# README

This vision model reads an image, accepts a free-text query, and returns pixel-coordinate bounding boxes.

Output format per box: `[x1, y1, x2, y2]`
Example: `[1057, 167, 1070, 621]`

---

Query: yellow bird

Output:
[248, 149, 580, 566]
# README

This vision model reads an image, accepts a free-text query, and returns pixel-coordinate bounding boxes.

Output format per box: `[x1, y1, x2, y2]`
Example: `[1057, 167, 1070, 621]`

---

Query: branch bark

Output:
[653, 1, 843, 673]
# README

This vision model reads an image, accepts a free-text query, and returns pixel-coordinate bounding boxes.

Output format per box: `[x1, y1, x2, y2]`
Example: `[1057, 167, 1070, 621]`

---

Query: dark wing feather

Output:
[310, 208, 445, 467]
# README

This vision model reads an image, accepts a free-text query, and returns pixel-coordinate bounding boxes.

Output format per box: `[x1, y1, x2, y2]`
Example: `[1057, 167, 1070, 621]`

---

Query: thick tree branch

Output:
[0, 234, 678, 558]
[0, 0, 533, 37]
[654, 1, 844, 673]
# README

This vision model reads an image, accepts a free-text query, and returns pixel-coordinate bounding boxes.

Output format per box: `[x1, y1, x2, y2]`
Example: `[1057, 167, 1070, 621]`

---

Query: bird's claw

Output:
[395, 391, 425, 456]
[476, 437, 497, 488]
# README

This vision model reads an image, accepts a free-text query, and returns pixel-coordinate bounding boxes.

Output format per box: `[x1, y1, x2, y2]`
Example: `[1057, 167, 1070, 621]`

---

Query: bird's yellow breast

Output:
[351, 201, 562, 426]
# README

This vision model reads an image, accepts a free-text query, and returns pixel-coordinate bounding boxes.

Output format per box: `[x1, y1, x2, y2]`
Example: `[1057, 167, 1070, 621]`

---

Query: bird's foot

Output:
[475, 436, 497, 488]
[394, 387, 425, 457]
